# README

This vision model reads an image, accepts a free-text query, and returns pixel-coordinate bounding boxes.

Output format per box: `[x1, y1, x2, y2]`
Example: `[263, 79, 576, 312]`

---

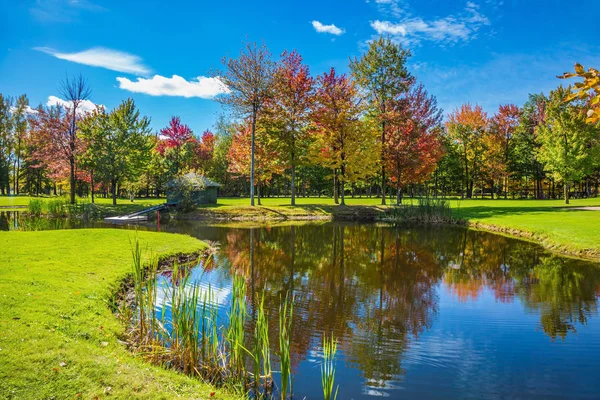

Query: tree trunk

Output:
[333, 170, 339, 204]
[291, 152, 296, 206]
[257, 180, 262, 206]
[564, 182, 570, 204]
[396, 187, 402, 205]
[111, 179, 118, 205]
[250, 110, 257, 206]
[69, 156, 76, 204]
[381, 121, 386, 205]
[90, 172, 95, 203]
[340, 166, 345, 206]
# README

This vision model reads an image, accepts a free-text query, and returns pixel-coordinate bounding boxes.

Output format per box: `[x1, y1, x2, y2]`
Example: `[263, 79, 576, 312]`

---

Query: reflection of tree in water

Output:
[208, 223, 600, 390]
[220, 224, 444, 388]
[441, 228, 600, 340]
[515, 256, 600, 340]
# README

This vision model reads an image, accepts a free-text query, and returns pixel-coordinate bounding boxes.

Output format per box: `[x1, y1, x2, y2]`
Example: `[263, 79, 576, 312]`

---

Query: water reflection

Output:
[155, 223, 600, 398]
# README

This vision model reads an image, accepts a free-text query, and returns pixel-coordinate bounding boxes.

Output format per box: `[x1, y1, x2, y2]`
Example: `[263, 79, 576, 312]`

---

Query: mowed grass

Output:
[0, 229, 235, 399]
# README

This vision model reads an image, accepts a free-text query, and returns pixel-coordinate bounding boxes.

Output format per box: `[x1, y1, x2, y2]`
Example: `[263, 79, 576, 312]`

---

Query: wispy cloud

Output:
[47, 95, 101, 114]
[30, 0, 106, 23]
[370, 1, 490, 46]
[418, 46, 600, 116]
[311, 21, 345, 36]
[116, 75, 229, 98]
[35, 47, 150, 75]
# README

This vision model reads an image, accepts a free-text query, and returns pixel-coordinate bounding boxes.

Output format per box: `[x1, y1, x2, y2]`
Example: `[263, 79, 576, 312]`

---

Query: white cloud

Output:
[311, 21, 345, 36]
[47, 95, 100, 114]
[35, 47, 150, 75]
[370, 1, 489, 46]
[116, 75, 229, 99]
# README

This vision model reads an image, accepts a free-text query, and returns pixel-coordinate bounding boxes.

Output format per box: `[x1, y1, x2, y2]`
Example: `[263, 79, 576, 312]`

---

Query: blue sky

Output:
[1, 0, 598, 134]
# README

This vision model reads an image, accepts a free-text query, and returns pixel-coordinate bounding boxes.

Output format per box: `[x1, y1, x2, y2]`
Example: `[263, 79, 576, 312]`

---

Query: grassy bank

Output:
[0, 229, 234, 399]
[184, 197, 600, 261]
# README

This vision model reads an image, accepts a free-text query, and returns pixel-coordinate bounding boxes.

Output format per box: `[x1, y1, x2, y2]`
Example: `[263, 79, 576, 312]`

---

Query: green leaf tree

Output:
[79, 99, 152, 205]
[350, 36, 413, 204]
[536, 86, 600, 204]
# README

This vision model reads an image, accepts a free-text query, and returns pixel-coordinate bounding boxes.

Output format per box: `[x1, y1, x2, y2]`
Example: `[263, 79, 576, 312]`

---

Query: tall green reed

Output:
[226, 274, 248, 387]
[253, 291, 272, 396]
[321, 334, 339, 400]
[27, 199, 43, 216]
[279, 293, 294, 400]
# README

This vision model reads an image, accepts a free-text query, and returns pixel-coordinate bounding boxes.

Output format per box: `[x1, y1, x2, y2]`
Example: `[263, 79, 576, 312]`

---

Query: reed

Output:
[279, 293, 294, 400]
[253, 291, 272, 396]
[226, 274, 247, 387]
[27, 199, 43, 216]
[321, 333, 339, 400]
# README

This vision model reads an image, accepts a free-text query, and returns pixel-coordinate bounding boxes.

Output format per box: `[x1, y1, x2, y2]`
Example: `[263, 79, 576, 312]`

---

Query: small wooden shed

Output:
[166, 173, 221, 205]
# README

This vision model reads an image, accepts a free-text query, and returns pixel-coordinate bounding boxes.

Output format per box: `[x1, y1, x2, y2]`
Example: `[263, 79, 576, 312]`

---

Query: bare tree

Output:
[60, 74, 91, 204]
[217, 41, 274, 206]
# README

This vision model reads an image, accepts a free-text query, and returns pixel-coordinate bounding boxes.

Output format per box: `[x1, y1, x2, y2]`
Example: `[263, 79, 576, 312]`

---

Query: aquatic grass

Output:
[383, 196, 454, 223]
[321, 334, 339, 400]
[253, 291, 272, 396]
[27, 198, 43, 216]
[278, 292, 294, 400]
[226, 274, 248, 388]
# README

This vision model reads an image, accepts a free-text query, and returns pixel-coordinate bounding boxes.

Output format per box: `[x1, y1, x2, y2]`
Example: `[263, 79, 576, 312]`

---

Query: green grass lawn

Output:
[0, 229, 235, 399]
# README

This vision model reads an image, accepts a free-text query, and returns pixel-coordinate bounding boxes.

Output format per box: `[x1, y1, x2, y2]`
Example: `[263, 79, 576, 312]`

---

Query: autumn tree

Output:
[228, 119, 284, 204]
[157, 116, 196, 176]
[536, 86, 600, 204]
[79, 99, 152, 205]
[312, 68, 378, 205]
[192, 130, 216, 173]
[60, 74, 92, 204]
[350, 36, 413, 204]
[27, 104, 73, 190]
[263, 50, 314, 205]
[486, 104, 520, 198]
[446, 104, 488, 199]
[218, 41, 275, 206]
[385, 84, 444, 204]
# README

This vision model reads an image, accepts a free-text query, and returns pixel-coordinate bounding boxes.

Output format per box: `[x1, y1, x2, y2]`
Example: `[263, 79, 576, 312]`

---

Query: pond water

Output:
[2, 211, 600, 398]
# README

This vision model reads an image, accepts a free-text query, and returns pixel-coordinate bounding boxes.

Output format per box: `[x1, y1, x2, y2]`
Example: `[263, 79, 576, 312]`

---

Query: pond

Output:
[2, 211, 600, 399]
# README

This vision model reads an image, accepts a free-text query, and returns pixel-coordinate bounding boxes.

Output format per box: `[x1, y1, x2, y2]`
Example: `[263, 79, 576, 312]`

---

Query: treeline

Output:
[0, 38, 598, 205]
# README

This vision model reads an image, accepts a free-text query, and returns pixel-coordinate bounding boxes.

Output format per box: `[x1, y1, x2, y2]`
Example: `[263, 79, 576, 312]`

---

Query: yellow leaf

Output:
[574, 63, 585, 74]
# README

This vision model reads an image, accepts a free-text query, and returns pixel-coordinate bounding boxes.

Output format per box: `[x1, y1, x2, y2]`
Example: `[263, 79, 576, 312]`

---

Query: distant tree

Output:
[559, 63, 600, 124]
[11, 95, 30, 194]
[157, 116, 195, 176]
[228, 119, 284, 204]
[27, 104, 72, 189]
[513, 94, 547, 198]
[446, 104, 488, 199]
[262, 50, 315, 205]
[193, 130, 216, 174]
[386, 83, 444, 204]
[312, 68, 378, 205]
[218, 41, 275, 206]
[486, 104, 520, 198]
[350, 36, 413, 204]
[60, 74, 92, 204]
[79, 99, 152, 205]
[0, 94, 12, 194]
[536, 86, 600, 204]
[208, 115, 235, 194]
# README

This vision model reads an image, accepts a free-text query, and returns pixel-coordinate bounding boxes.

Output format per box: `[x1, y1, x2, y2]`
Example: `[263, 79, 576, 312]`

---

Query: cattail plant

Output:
[279, 292, 294, 400]
[321, 333, 339, 400]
